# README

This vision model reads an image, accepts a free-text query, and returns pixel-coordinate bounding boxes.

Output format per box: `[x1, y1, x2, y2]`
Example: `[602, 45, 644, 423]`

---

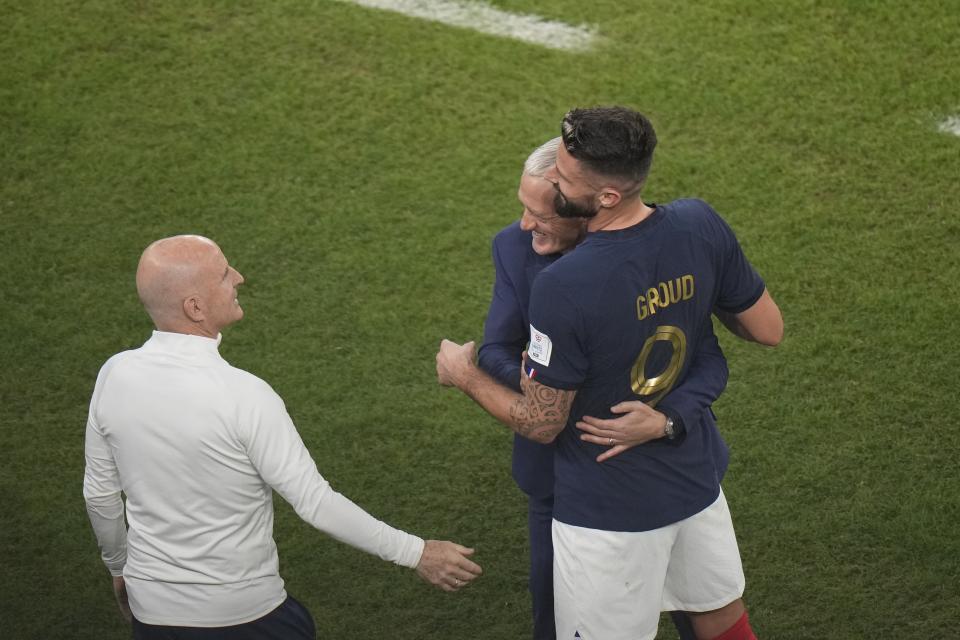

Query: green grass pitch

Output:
[2, 1, 959, 638]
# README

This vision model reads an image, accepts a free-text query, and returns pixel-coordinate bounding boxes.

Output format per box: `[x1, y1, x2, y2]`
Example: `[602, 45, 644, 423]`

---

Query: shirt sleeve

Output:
[83, 366, 128, 576]
[241, 385, 424, 569]
[708, 206, 766, 313]
[656, 329, 728, 437]
[477, 236, 525, 392]
[525, 270, 588, 390]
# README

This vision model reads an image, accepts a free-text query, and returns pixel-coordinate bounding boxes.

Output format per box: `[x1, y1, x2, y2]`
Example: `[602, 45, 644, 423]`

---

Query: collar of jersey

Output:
[587, 203, 665, 240]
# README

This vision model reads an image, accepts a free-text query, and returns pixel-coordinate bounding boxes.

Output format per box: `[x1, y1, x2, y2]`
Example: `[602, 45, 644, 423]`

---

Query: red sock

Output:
[710, 611, 756, 640]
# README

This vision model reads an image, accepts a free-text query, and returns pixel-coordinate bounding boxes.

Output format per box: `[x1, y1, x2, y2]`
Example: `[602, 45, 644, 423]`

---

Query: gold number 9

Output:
[630, 325, 687, 408]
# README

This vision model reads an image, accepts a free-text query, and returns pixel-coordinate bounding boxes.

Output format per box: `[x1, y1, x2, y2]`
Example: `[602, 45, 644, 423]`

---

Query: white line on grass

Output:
[937, 116, 960, 137]
[335, 0, 599, 52]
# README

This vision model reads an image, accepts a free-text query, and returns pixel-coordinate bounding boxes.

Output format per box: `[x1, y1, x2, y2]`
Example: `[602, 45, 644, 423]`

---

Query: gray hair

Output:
[522, 136, 561, 178]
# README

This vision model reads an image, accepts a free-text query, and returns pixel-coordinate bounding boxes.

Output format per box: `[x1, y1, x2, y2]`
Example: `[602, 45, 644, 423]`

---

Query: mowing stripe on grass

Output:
[937, 116, 960, 137]
[335, 0, 599, 51]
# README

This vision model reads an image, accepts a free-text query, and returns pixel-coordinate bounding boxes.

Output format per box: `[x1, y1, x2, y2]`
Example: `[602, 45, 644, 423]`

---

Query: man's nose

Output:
[519, 211, 536, 231]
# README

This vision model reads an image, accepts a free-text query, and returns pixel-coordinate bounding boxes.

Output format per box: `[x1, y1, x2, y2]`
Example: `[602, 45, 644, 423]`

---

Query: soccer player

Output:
[84, 235, 482, 638]
[437, 107, 782, 640]
[474, 137, 746, 640]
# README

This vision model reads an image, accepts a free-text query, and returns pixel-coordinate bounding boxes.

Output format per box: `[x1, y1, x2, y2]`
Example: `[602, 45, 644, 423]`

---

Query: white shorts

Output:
[552, 489, 745, 640]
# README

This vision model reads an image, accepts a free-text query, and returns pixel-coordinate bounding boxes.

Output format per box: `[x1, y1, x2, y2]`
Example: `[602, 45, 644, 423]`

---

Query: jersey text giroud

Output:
[636, 274, 695, 320]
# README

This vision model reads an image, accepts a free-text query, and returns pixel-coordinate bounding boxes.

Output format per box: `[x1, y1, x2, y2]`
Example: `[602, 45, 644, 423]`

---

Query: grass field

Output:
[2, 1, 959, 638]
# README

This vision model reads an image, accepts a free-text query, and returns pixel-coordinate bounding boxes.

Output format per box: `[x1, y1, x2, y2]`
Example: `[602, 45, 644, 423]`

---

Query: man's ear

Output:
[599, 188, 622, 209]
[182, 295, 205, 323]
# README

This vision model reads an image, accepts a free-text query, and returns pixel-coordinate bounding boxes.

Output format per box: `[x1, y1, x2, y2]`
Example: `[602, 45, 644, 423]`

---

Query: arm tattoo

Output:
[508, 376, 575, 442]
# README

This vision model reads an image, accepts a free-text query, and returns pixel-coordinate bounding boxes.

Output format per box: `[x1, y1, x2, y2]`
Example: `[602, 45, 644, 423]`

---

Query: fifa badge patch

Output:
[528, 324, 553, 366]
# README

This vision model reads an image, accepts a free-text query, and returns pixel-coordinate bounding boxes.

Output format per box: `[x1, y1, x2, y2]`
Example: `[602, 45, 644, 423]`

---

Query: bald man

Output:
[84, 235, 481, 639]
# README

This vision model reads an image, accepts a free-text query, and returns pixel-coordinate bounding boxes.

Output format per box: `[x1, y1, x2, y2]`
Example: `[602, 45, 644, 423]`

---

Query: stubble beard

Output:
[554, 188, 599, 219]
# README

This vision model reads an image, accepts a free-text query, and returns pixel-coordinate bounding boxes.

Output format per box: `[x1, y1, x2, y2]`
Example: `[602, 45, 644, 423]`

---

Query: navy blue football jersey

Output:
[527, 199, 765, 531]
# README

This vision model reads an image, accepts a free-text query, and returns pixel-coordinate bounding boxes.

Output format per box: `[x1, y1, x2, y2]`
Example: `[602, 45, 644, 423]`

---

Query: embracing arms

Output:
[437, 339, 575, 444]
[715, 288, 783, 346]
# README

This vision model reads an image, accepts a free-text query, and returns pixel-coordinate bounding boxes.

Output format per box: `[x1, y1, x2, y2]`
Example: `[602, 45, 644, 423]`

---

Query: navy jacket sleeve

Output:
[477, 233, 525, 392]
[656, 328, 728, 437]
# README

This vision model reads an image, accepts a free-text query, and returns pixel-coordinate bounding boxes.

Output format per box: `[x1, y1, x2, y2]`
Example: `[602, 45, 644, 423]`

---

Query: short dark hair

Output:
[560, 106, 657, 185]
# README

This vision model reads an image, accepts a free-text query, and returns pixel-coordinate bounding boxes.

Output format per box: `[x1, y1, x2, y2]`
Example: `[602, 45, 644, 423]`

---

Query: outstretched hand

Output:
[576, 400, 667, 462]
[415, 540, 483, 592]
[436, 339, 477, 389]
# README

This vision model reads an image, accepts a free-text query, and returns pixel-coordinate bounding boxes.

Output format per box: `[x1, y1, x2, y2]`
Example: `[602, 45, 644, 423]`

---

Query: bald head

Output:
[136, 235, 244, 336]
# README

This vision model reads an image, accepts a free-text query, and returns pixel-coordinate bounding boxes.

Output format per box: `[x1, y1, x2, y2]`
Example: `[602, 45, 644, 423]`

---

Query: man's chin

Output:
[531, 238, 555, 256]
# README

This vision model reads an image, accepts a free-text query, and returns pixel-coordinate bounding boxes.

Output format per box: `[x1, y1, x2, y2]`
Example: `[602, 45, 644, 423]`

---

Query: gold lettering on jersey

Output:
[636, 275, 695, 320]
[629, 325, 688, 408]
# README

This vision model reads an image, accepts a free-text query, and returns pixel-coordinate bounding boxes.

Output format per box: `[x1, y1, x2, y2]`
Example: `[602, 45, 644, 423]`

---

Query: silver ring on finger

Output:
[608, 437, 614, 445]
[454, 578, 461, 587]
